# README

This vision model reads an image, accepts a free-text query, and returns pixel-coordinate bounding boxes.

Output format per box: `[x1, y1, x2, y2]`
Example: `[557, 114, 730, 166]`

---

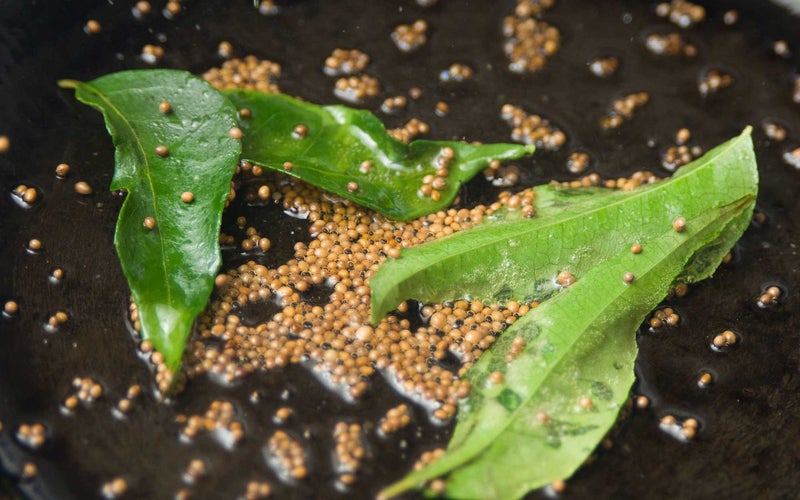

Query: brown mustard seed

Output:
[672, 216, 686, 232]
[159, 101, 172, 114]
[21, 462, 37, 480]
[623, 272, 635, 284]
[229, 127, 243, 140]
[181, 192, 194, 203]
[556, 270, 575, 287]
[55, 163, 70, 177]
[293, 124, 308, 138]
[698, 372, 712, 387]
[133, 1, 151, 16]
[579, 396, 593, 410]
[28, 239, 42, 251]
[630, 243, 642, 254]
[22, 188, 37, 204]
[346, 182, 359, 193]
[143, 217, 156, 230]
[3, 301, 18, 315]
[155, 145, 169, 157]
[635, 395, 649, 409]
[0, 135, 9, 153]
[74, 181, 93, 195]
[84, 19, 101, 34]
[239, 108, 252, 119]
[217, 41, 233, 58]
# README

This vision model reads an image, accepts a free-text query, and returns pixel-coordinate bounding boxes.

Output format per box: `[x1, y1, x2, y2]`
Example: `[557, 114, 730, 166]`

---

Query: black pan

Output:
[1, 0, 799, 498]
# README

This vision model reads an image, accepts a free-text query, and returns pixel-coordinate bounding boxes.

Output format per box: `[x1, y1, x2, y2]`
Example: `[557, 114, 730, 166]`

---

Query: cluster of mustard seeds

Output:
[100, 477, 129, 499]
[141, 44, 165, 64]
[757, 285, 782, 307]
[645, 33, 697, 57]
[648, 307, 681, 330]
[243, 481, 272, 499]
[416, 146, 455, 202]
[555, 170, 660, 192]
[588, 55, 620, 78]
[203, 56, 282, 93]
[387, 118, 430, 143]
[439, 63, 474, 82]
[184, 175, 540, 421]
[502, 0, 559, 73]
[500, 103, 567, 150]
[177, 400, 244, 448]
[380, 95, 408, 114]
[324, 49, 370, 76]
[379, 404, 412, 434]
[391, 20, 428, 53]
[62, 377, 103, 412]
[182, 458, 207, 484]
[762, 120, 788, 142]
[333, 74, 381, 104]
[600, 92, 650, 129]
[483, 160, 522, 187]
[332, 422, 365, 485]
[659, 415, 699, 441]
[265, 430, 307, 480]
[12, 184, 38, 206]
[655, 0, 706, 28]
[566, 151, 591, 173]
[698, 68, 734, 97]
[15, 423, 46, 450]
[711, 329, 737, 349]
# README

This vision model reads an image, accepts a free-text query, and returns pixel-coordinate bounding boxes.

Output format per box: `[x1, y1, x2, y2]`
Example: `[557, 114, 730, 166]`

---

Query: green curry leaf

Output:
[379, 128, 757, 499]
[223, 90, 534, 221]
[59, 70, 241, 372]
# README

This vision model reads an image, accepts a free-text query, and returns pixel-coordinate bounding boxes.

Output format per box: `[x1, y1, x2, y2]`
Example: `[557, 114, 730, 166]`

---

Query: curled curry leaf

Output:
[223, 90, 535, 221]
[379, 128, 757, 499]
[59, 70, 241, 371]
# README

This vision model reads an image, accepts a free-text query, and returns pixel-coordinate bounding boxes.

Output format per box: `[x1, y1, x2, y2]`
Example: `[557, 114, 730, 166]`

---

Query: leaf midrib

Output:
[376, 139, 741, 300]
[85, 81, 173, 304]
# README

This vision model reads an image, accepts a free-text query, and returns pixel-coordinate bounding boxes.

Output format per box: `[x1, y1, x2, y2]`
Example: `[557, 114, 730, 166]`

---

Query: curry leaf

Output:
[379, 128, 757, 499]
[59, 70, 241, 371]
[223, 90, 535, 221]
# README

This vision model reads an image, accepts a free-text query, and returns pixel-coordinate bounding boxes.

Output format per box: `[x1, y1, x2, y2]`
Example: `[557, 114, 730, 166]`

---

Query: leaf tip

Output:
[57, 79, 81, 90]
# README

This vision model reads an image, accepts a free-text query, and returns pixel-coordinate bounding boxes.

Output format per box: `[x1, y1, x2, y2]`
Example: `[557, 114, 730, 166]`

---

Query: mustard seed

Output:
[28, 239, 42, 251]
[672, 216, 686, 232]
[143, 217, 156, 230]
[229, 127, 243, 140]
[635, 395, 649, 409]
[623, 272, 635, 284]
[84, 19, 101, 34]
[347, 182, 359, 193]
[292, 124, 308, 138]
[159, 101, 172, 114]
[3, 301, 18, 315]
[155, 145, 169, 157]
[56, 163, 70, 177]
[630, 243, 642, 254]
[181, 192, 194, 203]
[0, 135, 9, 153]
[74, 181, 93, 195]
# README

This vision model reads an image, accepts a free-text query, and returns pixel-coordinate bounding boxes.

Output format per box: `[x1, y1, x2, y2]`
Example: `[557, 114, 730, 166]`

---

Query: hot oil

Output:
[0, 0, 799, 498]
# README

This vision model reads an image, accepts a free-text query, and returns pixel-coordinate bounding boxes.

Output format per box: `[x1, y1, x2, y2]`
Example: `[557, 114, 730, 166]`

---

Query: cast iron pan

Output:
[1, 0, 799, 498]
